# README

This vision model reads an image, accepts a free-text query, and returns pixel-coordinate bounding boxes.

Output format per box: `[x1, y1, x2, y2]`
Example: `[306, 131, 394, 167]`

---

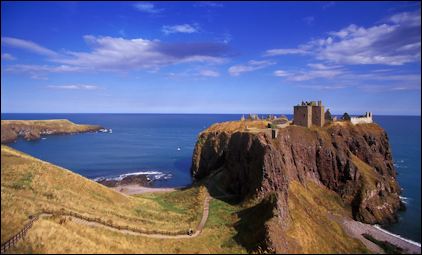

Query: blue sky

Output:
[1, 1, 421, 115]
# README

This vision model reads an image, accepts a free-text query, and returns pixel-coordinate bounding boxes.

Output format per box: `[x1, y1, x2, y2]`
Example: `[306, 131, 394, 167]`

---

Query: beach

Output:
[111, 184, 177, 195]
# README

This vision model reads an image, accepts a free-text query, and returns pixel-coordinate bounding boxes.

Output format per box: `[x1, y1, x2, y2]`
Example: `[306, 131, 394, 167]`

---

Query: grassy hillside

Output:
[1, 145, 247, 253]
[284, 180, 369, 253]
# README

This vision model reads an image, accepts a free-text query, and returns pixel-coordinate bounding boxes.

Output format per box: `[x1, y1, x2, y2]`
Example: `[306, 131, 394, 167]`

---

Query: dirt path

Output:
[2, 189, 211, 253]
[38, 193, 211, 239]
[339, 216, 421, 254]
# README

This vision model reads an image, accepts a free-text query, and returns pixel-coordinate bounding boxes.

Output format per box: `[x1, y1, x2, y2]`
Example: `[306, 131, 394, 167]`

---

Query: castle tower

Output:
[293, 104, 312, 128]
[293, 101, 325, 128]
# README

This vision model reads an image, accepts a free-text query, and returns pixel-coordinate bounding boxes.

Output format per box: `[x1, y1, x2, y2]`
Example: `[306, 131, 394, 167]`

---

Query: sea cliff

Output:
[1, 119, 103, 144]
[191, 120, 404, 252]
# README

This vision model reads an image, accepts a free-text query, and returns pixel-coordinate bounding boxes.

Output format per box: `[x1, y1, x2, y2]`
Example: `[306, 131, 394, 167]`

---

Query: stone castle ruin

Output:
[351, 112, 373, 125]
[293, 101, 325, 128]
[241, 100, 373, 130]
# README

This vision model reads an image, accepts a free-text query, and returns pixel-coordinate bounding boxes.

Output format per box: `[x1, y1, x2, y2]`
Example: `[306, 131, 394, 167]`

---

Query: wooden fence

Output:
[1, 209, 192, 253]
[1, 215, 38, 254]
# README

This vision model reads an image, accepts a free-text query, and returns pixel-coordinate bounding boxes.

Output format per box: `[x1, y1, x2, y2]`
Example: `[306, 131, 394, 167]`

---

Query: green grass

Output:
[12, 172, 33, 190]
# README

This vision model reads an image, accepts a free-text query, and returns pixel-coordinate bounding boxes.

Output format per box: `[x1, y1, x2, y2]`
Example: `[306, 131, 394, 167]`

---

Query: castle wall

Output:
[312, 106, 325, 127]
[294, 105, 312, 128]
[351, 116, 373, 124]
[351, 112, 373, 125]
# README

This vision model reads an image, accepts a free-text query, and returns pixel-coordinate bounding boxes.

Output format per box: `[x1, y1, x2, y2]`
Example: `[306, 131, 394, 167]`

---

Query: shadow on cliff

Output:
[203, 168, 242, 205]
[232, 194, 277, 253]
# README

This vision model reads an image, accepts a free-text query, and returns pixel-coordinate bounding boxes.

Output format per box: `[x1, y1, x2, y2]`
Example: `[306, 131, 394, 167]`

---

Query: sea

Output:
[1, 113, 420, 243]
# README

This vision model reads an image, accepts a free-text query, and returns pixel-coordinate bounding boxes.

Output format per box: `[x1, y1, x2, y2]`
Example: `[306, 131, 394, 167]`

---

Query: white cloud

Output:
[162, 24, 199, 34]
[47, 84, 99, 90]
[273, 63, 345, 81]
[228, 60, 275, 76]
[6, 35, 229, 76]
[6, 64, 81, 73]
[199, 69, 220, 77]
[307, 63, 341, 70]
[264, 48, 308, 56]
[1, 37, 58, 57]
[265, 10, 421, 66]
[273, 70, 289, 77]
[57, 35, 227, 70]
[133, 2, 163, 14]
[1, 53, 15, 60]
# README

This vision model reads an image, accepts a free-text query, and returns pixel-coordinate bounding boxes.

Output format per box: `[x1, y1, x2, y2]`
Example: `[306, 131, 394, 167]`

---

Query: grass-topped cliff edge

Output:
[1, 119, 103, 144]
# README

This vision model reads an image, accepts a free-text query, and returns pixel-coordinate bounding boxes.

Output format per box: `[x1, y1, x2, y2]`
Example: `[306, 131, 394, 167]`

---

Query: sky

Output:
[1, 1, 421, 115]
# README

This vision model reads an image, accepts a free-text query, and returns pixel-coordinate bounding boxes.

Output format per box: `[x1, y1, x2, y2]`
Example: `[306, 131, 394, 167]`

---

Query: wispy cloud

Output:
[228, 60, 275, 76]
[1, 53, 15, 60]
[47, 84, 100, 90]
[199, 69, 220, 77]
[265, 10, 421, 66]
[133, 2, 163, 14]
[162, 24, 199, 34]
[194, 1, 223, 8]
[264, 48, 309, 56]
[274, 64, 344, 81]
[6, 35, 229, 75]
[6, 64, 81, 73]
[1, 37, 58, 57]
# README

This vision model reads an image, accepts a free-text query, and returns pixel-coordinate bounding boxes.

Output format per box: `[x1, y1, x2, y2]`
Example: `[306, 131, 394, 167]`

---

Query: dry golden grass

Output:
[1, 145, 204, 243]
[1, 145, 247, 253]
[204, 120, 270, 133]
[9, 199, 247, 254]
[285, 180, 369, 254]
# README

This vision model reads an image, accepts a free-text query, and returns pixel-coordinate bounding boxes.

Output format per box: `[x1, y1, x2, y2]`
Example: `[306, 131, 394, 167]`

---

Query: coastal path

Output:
[0, 192, 211, 253]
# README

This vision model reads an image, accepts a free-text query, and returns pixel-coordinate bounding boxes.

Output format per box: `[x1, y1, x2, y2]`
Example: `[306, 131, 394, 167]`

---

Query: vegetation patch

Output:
[363, 233, 404, 254]
[12, 172, 33, 190]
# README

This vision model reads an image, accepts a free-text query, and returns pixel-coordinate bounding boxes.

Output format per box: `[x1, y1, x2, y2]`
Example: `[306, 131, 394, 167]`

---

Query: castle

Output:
[293, 101, 325, 128]
[293, 100, 373, 127]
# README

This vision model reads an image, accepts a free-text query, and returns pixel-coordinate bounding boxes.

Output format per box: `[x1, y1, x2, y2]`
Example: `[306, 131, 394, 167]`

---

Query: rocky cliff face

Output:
[191, 121, 402, 226]
[1, 119, 103, 144]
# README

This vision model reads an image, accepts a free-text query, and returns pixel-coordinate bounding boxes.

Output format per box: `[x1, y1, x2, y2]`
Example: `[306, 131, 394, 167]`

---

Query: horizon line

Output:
[1, 112, 421, 117]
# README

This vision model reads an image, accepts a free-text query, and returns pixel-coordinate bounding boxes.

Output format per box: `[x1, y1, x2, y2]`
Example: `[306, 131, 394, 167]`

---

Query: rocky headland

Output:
[1, 119, 103, 144]
[96, 174, 152, 188]
[191, 119, 408, 252]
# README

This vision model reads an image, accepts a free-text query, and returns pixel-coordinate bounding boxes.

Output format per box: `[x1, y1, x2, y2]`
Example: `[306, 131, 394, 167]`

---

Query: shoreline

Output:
[341, 217, 421, 254]
[111, 184, 180, 195]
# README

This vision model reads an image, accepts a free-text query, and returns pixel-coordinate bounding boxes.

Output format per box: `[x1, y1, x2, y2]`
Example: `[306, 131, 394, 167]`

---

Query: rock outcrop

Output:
[191, 120, 402, 226]
[1, 119, 103, 144]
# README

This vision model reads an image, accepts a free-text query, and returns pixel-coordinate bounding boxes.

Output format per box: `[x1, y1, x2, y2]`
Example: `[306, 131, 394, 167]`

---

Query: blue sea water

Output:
[1, 113, 420, 243]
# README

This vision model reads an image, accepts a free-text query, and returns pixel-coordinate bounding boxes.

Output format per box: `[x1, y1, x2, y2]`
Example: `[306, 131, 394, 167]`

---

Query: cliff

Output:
[1, 119, 103, 144]
[191, 120, 403, 252]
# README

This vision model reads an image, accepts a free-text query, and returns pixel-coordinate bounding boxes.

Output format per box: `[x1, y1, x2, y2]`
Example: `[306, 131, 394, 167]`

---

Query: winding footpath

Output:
[1, 193, 211, 253]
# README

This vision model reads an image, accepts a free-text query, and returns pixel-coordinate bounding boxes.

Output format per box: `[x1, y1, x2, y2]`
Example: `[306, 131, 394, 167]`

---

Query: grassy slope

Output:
[285, 180, 369, 253]
[1, 145, 246, 253]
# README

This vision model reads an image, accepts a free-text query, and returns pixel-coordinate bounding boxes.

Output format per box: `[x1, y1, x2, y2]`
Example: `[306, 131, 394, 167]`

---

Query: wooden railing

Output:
[1, 215, 38, 254]
[1, 194, 209, 253]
